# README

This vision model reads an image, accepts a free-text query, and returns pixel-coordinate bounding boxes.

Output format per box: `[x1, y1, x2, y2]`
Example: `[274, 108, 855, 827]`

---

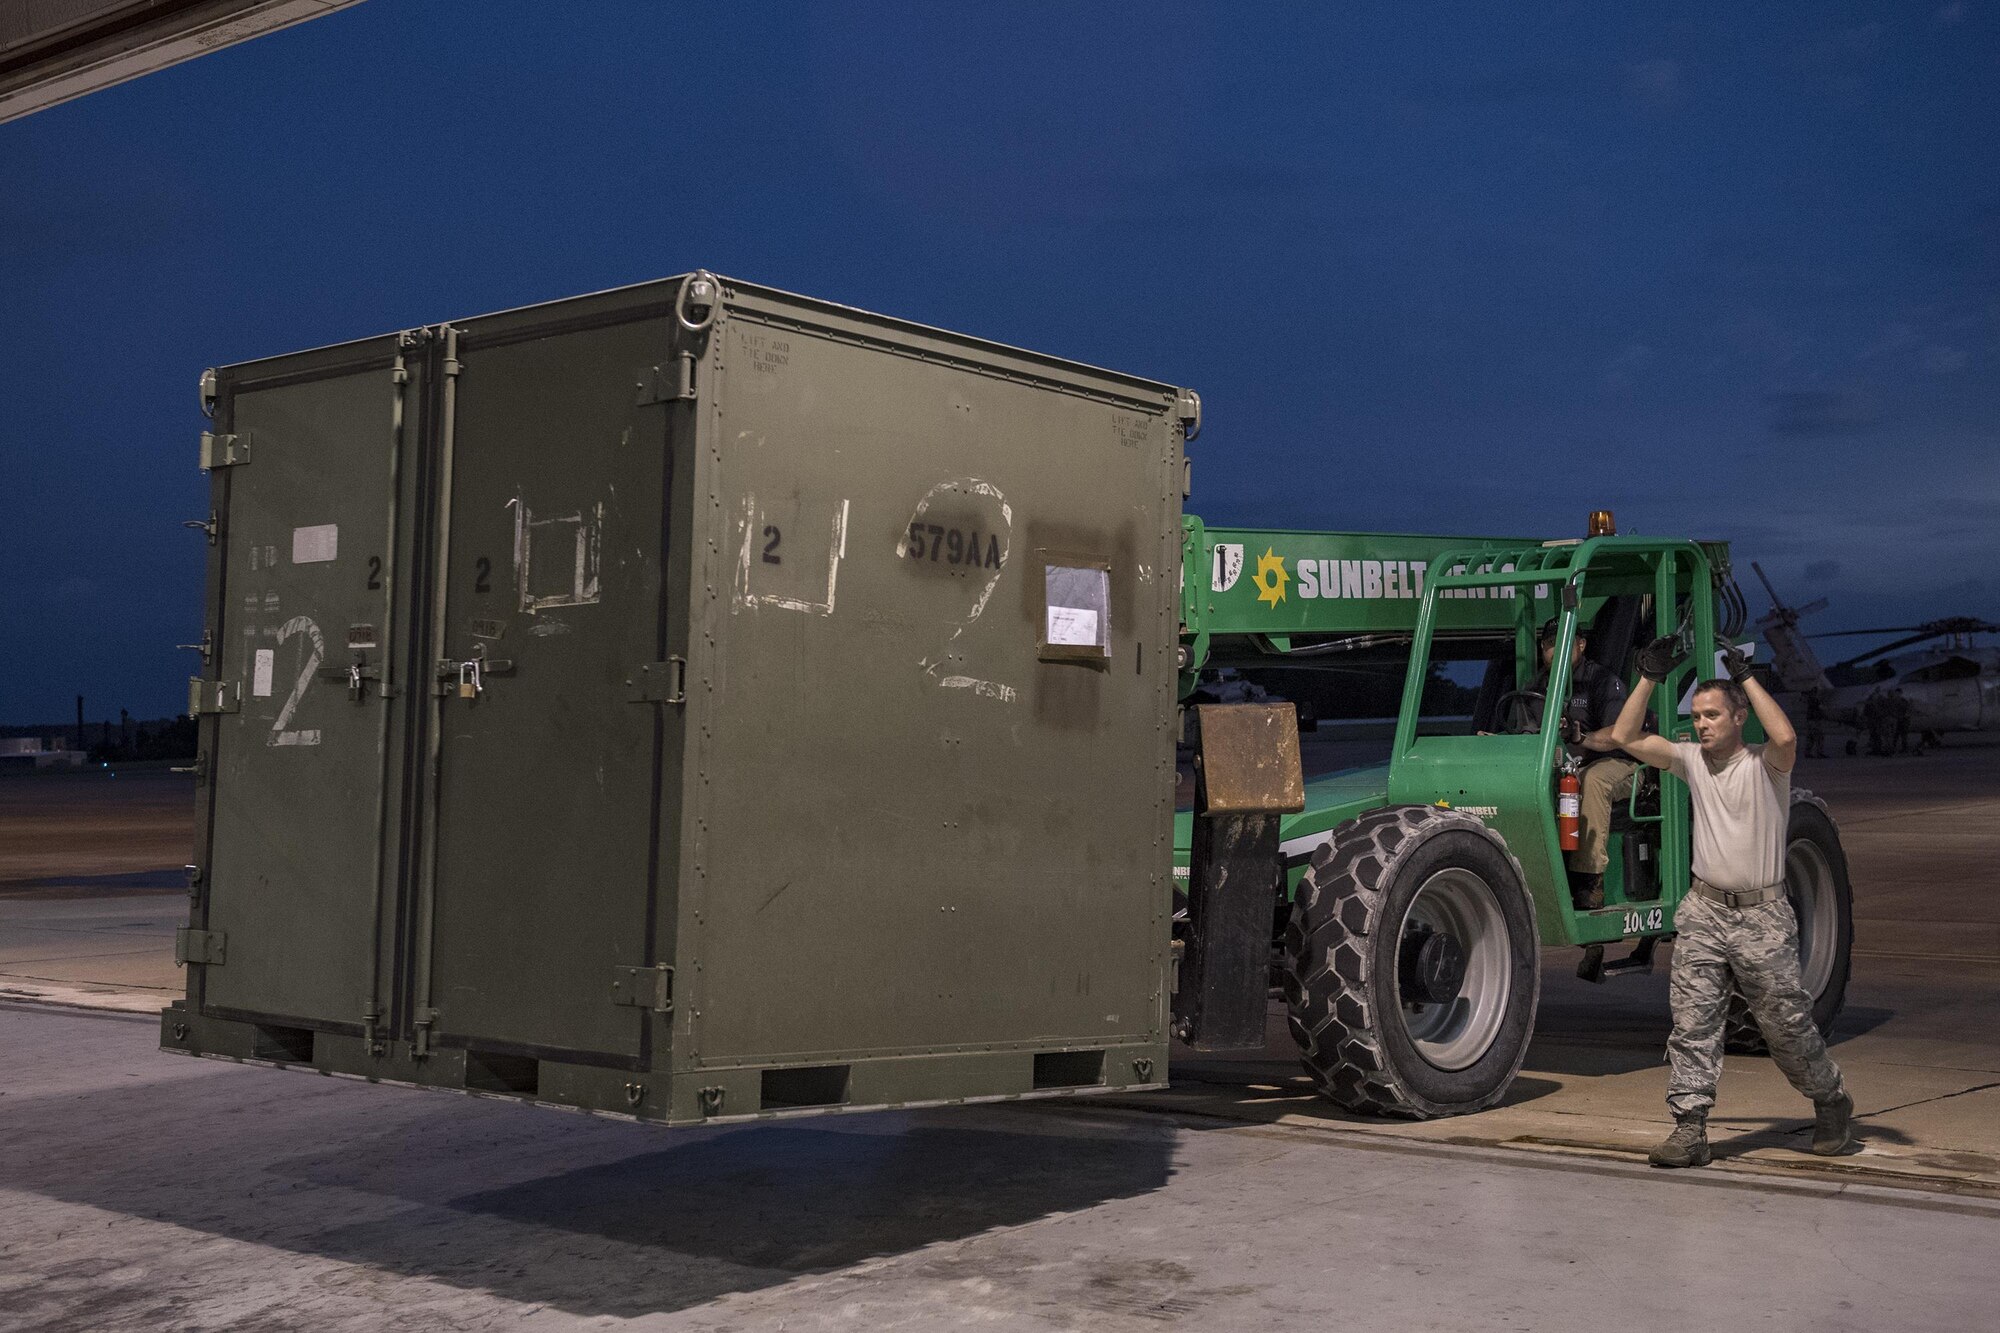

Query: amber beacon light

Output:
[1587, 510, 1617, 537]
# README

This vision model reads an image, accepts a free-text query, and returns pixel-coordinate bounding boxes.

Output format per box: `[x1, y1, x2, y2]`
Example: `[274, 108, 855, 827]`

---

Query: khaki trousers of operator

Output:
[1568, 757, 1640, 875]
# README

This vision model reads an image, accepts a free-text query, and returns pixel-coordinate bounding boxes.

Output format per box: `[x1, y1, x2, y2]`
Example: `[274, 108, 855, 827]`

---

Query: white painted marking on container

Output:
[735, 495, 848, 616]
[733, 494, 757, 613]
[509, 496, 603, 611]
[251, 649, 275, 698]
[291, 524, 338, 564]
[269, 616, 324, 747]
[938, 675, 1017, 704]
[825, 498, 849, 611]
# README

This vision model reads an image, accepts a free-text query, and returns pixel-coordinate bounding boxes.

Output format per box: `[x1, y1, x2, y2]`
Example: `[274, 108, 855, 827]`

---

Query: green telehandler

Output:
[1169, 518, 1854, 1118]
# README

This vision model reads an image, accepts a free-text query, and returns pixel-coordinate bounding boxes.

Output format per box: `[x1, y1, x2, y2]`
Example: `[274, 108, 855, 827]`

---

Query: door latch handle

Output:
[435, 653, 513, 698]
[318, 653, 383, 701]
[177, 630, 214, 665]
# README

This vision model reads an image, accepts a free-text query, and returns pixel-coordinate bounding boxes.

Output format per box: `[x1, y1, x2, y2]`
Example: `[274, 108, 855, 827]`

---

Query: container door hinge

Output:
[636, 353, 697, 405]
[199, 431, 248, 470]
[625, 658, 686, 705]
[175, 928, 227, 966]
[188, 677, 242, 716]
[611, 964, 674, 1013]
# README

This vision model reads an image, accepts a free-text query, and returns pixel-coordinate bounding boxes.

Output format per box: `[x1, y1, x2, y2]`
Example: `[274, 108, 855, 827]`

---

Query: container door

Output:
[412, 317, 672, 1065]
[200, 357, 410, 1028]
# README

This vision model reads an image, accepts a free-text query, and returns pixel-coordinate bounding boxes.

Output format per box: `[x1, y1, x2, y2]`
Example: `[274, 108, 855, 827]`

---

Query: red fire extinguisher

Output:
[1557, 755, 1582, 852]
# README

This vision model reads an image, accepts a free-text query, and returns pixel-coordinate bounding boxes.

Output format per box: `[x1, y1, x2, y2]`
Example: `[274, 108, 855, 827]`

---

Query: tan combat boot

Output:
[1811, 1093, 1854, 1156]
[1648, 1115, 1712, 1168]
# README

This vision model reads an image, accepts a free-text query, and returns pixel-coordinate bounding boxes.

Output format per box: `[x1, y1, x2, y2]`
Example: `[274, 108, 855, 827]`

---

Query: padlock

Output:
[457, 659, 481, 699]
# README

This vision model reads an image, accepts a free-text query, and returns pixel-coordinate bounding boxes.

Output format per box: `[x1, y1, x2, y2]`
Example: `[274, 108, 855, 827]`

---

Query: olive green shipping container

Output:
[162, 274, 1196, 1125]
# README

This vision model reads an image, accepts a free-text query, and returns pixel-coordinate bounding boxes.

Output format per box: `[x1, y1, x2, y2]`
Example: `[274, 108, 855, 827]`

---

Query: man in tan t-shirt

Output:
[1609, 637, 1853, 1167]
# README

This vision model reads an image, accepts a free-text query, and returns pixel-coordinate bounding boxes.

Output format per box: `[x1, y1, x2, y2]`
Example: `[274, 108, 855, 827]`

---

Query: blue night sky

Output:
[2, 2, 1995, 722]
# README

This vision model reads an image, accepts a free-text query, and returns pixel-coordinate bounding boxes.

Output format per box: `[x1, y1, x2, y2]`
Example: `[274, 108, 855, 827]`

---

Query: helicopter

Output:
[1752, 562, 2000, 743]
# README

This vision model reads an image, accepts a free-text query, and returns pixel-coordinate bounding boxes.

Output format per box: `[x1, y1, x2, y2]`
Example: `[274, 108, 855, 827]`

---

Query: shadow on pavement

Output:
[1, 1059, 1176, 1320]
[1713, 1117, 1916, 1158]
[1826, 1005, 1895, 1042]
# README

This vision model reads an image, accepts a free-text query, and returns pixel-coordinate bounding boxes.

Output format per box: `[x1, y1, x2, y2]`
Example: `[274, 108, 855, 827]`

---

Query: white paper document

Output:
[1046, 606, 1100, 647]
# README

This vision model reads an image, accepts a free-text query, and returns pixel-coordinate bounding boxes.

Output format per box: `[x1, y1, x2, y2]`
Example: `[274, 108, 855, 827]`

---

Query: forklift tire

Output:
[1723, 791, 1853, 1054]
[1283, 805, 1540, 1119]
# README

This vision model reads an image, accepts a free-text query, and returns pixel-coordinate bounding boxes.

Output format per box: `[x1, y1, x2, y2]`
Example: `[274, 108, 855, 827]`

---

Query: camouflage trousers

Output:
[1666, 891, 1846, 1118]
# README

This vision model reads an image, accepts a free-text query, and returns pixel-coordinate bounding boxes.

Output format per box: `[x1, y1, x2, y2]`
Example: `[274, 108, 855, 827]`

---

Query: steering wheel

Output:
[1491, 689, 1544, 735]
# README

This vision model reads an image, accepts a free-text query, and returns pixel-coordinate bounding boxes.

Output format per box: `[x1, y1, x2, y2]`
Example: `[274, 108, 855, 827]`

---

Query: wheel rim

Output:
[1396, 867, 1511, 1071]
[1786, 836, 1837, 999]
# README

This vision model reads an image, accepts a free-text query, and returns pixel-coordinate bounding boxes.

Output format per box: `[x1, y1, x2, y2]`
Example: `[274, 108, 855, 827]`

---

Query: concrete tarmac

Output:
[2, 742, 1998, 1327]
[4, 1002, 1998, 1333]
[0, 768, 187, 1011]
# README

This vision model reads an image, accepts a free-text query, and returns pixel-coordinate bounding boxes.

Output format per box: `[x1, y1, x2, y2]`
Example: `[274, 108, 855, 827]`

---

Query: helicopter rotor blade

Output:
[1808, 627, 1923, 638]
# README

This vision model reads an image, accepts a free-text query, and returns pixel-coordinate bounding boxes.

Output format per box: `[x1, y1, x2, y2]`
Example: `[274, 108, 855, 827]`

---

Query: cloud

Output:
[1922, 344, 1970, 374]
[1601, 342, 1655, 393]
[1766, 389, 1881, 437]
[1626, 59, 1682, 110]
[1857, 322, 1921, 361]
[1804, 560, 1842, 582]
[1404, 66, 1586, 108]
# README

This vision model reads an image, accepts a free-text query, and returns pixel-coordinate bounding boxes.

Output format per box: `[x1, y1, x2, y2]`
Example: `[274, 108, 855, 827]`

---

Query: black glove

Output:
[1719, 642, 1754, 683]
[1636, 635, 1687, 683]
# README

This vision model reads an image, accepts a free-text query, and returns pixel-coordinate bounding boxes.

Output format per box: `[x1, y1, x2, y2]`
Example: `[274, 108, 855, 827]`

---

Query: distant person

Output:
[1610, 637, 1854, 1169]
[1803, 689, 1827, 759]
[1890, 689, 1913, 755]
[1524, 621, 1634, 911]
[1862, 688, 1889, 756]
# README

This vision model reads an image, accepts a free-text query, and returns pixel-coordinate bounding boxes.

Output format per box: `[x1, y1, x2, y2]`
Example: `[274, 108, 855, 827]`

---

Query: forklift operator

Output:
[1528, 620, 1638, 912]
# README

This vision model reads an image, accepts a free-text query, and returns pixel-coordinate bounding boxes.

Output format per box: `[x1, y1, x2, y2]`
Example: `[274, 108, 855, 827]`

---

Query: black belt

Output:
[1691, 878, 1785, 909]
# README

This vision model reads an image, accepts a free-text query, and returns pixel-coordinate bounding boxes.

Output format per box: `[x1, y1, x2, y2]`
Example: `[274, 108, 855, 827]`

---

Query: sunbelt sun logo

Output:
[1214, 545, 1522, 607]
[1251, 549, 1289, 605]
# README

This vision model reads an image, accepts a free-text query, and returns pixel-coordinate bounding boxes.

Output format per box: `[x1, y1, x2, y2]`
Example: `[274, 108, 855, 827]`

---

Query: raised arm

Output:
[1725, 645, 1796, 773]
[1612, 636, 1685, 770]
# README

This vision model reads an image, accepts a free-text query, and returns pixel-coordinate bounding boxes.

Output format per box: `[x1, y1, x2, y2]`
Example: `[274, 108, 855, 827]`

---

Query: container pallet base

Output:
[161, 1004, 1168, 1126]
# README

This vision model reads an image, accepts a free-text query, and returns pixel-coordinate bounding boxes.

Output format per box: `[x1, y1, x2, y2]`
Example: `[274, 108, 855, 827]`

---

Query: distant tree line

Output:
[86, 714, 197, 763]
